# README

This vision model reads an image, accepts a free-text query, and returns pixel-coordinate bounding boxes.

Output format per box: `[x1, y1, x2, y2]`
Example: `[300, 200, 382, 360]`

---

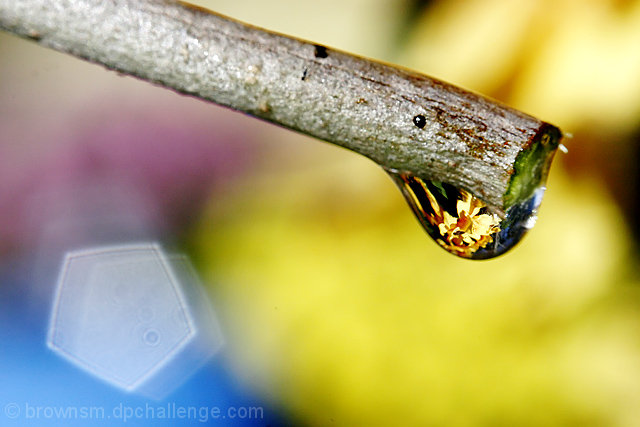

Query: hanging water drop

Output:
[388, 171, 546, 259]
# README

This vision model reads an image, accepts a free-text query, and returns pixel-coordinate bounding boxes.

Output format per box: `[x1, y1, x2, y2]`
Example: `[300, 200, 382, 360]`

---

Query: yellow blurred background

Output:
[2, 0, 640, 425]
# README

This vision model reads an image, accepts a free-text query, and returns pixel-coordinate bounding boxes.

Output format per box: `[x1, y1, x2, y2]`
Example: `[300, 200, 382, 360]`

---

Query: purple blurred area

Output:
[0, 107, 254, 257]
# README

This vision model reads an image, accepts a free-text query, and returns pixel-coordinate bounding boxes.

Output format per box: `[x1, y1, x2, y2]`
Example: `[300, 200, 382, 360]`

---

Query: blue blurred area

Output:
[0, 260, 286, 426]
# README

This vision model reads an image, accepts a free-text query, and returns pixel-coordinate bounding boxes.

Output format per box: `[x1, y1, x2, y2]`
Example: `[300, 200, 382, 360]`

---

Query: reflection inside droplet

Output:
[388, 171, 546, 259]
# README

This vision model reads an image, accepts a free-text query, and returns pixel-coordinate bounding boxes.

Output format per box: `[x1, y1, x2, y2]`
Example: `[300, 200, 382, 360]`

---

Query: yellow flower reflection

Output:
[415, 177, 501, 257]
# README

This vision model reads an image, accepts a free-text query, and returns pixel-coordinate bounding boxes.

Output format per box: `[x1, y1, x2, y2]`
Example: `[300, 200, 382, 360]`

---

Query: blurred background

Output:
[1, 0, 640, 425]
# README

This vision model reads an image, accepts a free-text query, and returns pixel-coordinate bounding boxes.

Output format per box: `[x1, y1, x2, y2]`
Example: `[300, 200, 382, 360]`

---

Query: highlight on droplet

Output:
[388, 171, 546, 259]
[47, 242, 224, 399]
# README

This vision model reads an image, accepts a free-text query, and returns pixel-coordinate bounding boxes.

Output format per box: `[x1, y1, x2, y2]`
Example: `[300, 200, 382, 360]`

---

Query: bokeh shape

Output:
[47, 243, 222, 397]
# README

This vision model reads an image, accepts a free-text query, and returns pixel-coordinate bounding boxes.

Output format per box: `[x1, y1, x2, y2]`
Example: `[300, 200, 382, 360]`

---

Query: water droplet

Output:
[388, 171, 546, 259]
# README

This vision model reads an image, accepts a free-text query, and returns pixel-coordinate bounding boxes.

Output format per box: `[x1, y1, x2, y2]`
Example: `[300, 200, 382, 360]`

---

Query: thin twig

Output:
[0, 0, 561, 210]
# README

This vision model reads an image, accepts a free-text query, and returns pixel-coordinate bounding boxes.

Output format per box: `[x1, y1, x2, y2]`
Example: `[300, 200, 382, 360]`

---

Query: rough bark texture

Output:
[0, 0, 561, 209]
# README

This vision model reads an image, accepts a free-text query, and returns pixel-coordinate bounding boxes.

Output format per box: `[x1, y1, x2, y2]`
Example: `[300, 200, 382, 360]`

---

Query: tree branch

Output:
[0, 0, 561, 210]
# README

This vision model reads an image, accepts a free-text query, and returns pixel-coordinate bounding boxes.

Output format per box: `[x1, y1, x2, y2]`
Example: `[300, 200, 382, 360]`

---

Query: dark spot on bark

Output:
[314, 45, 328, 58]
[356, 98, 367, 105]
[301, 68, 308, 81]
[413, 114, 426, 129]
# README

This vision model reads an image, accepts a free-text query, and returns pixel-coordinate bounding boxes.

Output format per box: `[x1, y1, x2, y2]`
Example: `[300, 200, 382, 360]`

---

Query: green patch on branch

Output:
[503, 124, 562, 209]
